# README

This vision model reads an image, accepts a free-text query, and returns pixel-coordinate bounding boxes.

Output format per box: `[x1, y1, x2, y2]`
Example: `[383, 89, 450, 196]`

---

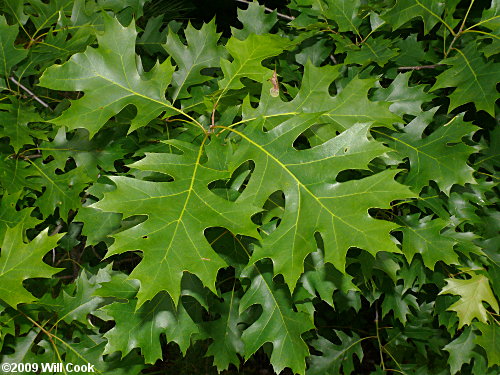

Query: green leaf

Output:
[481, 0, 500, 30]
[164, 20, 226, 101]
[307, 331, 363, 375]
[239, 264, 314, 375]
[372, 72, 435, 116]
[74, 206, 122, 246]
[203, 290, 244, 371]
[443, 326, 477, 374]
[97, 0, 148, 17]
[382, 0, 445, 34]
[382, 284, 418, 324]
[344, 37, 399, 67]
[0, 15, 28, 84]
[1, 0, 29, 25]
[244, 62, 400, 131]
[27, 160, 91, 218]
[0, 224, 62, 307]
[137, 15, 168, 55]
[400, 214, 460, 269]
[18, 25, 96, 77]
[218, 33, 295, 94]
[43, 127, 127, 179]
[102, 292, 199, 363]
[95, 138, 259, 306]
[1, 330, 52, 366]
[25, 0, 74, 30]
[93, 268, 140, 300]
[0, 158, 40, 193]
[385, 113, 477, 193]
[474, 322, 500, 368]
[299, 249, 358, 307]
[439, 274, 500, 327]
[40, 270, 105, 326]
[39, 15, 175, 136]
[232, 1, 278, 39]
[0, 97, 43, 151]
[0, 192, 39, 243]
[394, 34, 431, 66]
[50, 331, 145, 375]
[431, 44, 500, 116]
[229, 115, 413, 288]
[323, 0, 362, 33]
[295, 39, 330, 66]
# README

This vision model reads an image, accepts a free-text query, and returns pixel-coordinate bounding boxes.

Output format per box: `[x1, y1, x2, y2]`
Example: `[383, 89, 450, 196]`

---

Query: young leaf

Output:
[0, 224, 62, 307]
[439, 274, 499, 327]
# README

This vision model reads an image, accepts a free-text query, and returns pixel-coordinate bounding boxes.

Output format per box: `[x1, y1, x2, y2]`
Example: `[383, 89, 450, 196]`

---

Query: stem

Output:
[445, 0, 475, 56]
[18, 314, 69, 375]
[214, 112, 298, 136]
[463, 29, 500, 39]
[464, 15, 500, 31]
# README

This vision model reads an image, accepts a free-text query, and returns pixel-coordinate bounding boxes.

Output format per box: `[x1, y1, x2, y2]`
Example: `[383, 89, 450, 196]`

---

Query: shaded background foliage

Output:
[0, 1, 498, 375]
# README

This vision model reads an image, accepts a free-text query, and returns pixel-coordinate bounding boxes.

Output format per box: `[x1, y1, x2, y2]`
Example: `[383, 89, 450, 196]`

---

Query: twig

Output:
[236, 0, 295, 21]
[210, 102, 218, 132]
[24, 153, 42, 159]
[329, 54, 338, 65]
[397, 64, 446, 71]
[50, 223, 63, 236]
[9, 76, 51, 109]
[375, 306, 386, 370]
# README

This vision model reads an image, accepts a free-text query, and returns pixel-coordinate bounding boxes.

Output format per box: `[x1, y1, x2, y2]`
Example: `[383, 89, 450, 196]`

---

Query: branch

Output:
[397, 64, 446, 71]
[9, 76, 51, 109]
[236, 0, 295, 21]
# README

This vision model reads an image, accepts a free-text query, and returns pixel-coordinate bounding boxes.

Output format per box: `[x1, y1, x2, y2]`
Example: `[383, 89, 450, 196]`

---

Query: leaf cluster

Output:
[0, 1, 498, 374]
